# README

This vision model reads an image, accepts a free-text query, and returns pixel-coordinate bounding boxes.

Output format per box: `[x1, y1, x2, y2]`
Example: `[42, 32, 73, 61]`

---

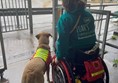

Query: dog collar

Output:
[33, 48, 49, 62]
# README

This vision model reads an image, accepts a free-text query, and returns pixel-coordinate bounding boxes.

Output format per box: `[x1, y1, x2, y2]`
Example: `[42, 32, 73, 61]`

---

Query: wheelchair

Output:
[51, 56, 109, 83]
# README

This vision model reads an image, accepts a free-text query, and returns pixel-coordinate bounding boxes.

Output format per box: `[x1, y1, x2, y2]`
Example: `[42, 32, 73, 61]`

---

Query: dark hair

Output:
[62, 0, 86, 11]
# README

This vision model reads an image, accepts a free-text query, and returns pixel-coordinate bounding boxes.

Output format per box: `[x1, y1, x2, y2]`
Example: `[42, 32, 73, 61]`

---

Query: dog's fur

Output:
[21, 32, 52, 83]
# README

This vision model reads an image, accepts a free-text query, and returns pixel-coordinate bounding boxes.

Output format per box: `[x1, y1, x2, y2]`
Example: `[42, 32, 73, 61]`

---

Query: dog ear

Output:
[35, 34, 40, 39]
[47, 33, 52, 37]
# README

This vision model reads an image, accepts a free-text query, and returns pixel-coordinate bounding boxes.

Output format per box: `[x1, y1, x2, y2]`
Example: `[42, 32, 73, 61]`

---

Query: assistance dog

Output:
[21, 32, 52, 83]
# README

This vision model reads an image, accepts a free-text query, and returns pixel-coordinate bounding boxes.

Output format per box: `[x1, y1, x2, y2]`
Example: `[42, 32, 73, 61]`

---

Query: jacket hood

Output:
[67, 7, 85, 15]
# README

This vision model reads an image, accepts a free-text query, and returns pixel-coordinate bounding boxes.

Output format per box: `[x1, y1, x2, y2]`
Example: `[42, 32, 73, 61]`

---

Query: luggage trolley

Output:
[0, 19, 7, 79]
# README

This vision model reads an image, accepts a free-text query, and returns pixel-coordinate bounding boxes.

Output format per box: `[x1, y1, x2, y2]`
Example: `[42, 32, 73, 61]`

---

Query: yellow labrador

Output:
[21, 32, 52, 83]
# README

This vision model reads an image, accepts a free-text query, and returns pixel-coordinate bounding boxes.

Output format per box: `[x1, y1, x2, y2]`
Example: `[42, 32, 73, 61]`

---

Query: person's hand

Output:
[52, 57, 59, 64]
[54, 57, 59, 63]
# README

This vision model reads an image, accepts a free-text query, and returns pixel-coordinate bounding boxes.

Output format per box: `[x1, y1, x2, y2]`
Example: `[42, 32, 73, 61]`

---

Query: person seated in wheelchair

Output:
[54, 0, 105, 82]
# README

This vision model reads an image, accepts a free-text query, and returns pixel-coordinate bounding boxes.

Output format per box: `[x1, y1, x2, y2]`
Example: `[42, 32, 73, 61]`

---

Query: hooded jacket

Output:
[56, 8, 96, 60]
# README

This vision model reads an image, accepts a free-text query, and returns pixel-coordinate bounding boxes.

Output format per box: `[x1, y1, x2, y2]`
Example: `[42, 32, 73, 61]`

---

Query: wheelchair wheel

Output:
[52, 60, 75, 83]
[87, 58, 109, 83]
[101, 58, 109, 83]
[52, 65, 66, 83]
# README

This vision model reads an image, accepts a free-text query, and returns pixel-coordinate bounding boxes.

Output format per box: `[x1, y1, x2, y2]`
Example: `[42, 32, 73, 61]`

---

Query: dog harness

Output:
[33, 48, 49, 61]
[33, 48, 52, 65]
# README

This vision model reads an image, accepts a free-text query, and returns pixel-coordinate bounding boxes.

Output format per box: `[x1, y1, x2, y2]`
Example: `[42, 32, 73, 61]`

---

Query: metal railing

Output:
[89, 9, 111, 58]
[0, 0, 29, 33]
[0, 18, 7, 78]
[0, 0, 32, 78]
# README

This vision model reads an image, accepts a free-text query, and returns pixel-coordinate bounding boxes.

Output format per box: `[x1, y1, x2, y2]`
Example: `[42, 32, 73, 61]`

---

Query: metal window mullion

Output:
[1, 0, 7, 32]
[12, 0, 17, 31]
[52, 0, 58, 51]
[28, 0, 33, 34]
[8, 0, 14, 31]
[101, 11, 111, 58]
[21, 0, 26, 29]
[0, 17, 7, 70]
[4, 0, 10, 31]
[18, 0, 23, 30]
[97, 14, 104, 41]
[15, 0, 20, 29]
[24, 0, 28, 29]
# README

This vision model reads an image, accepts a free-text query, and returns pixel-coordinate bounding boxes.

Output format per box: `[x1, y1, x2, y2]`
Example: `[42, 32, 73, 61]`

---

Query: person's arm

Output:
[56, 16, 70, 60]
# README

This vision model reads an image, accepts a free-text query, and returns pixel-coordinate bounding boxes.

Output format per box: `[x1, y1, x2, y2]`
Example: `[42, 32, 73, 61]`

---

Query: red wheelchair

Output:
[51, 55, 109, 83]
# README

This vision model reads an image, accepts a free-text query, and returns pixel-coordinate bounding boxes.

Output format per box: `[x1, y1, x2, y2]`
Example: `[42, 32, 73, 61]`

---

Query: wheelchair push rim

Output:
[52, 60, 75, 83]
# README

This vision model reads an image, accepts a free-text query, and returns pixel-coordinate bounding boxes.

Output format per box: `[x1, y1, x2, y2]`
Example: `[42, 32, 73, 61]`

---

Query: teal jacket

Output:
[56, 8, 96, 60]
